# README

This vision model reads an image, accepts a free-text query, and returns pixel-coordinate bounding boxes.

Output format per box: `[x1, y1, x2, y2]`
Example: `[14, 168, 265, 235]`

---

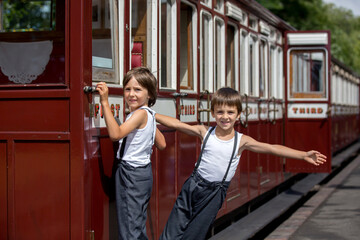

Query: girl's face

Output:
[124, 77, 150, 112]
[211, 104, 240, 132]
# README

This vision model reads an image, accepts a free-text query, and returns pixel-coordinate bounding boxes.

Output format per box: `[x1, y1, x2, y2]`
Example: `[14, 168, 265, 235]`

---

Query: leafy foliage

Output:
[1, 0, 55, 32]
[257, 0, 360, 75]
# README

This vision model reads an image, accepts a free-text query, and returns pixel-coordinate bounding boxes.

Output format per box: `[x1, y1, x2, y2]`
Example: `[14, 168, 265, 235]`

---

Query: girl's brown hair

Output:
[123, 67, 157, 107]
[211, 87, 242, 114]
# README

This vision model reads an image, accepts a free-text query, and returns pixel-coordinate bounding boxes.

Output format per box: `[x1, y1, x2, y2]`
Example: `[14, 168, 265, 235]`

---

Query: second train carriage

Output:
[0, 0, 359, 239]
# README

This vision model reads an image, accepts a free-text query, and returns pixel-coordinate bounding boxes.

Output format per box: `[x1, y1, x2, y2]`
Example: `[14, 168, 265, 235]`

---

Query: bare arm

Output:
[155, 113, 207, 139]
[154, 127, 166, 150]
[239, 135, 327, 166]
[96, 82, 146, 141]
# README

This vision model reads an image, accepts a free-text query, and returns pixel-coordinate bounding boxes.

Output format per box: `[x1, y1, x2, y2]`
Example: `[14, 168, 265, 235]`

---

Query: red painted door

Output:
[0, 0, 92, 239]
[284, 31, 332, 173]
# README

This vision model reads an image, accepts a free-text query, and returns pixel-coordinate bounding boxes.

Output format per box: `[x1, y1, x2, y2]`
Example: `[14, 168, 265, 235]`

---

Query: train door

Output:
[0, 0, 91, 239]
[284, 31, 332, 173]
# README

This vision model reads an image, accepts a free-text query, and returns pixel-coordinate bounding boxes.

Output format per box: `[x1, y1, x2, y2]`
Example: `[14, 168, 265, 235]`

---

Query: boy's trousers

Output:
[160, 171, 230, 240]
[115, 160, 153, 240]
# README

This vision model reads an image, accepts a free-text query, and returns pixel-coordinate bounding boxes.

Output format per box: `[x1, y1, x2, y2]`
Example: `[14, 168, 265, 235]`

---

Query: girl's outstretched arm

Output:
[239, 135, 327, 166]
[155, 113, 208, 139]
[155, 127, 166, 150]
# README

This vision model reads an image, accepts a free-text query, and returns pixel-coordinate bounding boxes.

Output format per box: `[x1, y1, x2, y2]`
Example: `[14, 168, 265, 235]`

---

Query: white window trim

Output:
[159, 0, 177, 90]
[180, 0, 198, 94]
[286, 47, 329, 101]
[240, 29, 249, 95]
[200, 10, 214, 92]
[249, 33, 259, 97]
[259, 38, 268, 99]
[227, 21, 239, 91]
[214, 16, 225, 91]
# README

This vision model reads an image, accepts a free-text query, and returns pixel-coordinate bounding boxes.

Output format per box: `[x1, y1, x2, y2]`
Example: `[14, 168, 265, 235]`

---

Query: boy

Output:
[156, 87, 326, 240]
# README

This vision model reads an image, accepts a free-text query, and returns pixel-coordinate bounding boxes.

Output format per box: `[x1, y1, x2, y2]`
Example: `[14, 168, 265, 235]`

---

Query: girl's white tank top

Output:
[197, 127, 242, 182]
[116, 106, 156, 167]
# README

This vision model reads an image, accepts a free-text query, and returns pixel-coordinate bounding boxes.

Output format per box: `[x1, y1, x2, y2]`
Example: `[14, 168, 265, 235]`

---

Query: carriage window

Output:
[130, 0, 149, 70]
[259, 39, 267, 98]
[200, 0, 211, 7]
[214, 0, 224, 12]
[179, 2, 196, 91]
[278, 48, 283, 99]
[92, 0, 118, 83]
[249, 35, 258, 96]
[270, 46, 276, 98]
[0, 0, 65, 86]
[214, 17, 225, 91]
[289, 50, 327, 99]
[240, 30, 248, 95]
[160, 0, 176, 89]
[226, 23, 238, 90]
[270, 46, 283, 99]
[200, 11, 213, 92]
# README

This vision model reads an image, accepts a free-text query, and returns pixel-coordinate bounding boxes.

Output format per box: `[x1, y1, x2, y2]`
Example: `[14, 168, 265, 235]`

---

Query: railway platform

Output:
[209, 141, 360, 240]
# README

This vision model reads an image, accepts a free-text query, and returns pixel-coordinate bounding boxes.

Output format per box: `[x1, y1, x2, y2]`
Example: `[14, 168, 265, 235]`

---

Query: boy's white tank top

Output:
[116, 106, 156, 167]
[197, 127, 242, 182]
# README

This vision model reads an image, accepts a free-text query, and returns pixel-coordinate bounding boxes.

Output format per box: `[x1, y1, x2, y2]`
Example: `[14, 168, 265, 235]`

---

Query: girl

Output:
[96, 67, 166, 240]
[156, 87, 326, 240]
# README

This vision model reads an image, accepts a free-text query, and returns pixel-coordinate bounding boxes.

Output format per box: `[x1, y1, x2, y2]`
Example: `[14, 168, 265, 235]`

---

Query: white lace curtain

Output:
[0, 41, 53, 84]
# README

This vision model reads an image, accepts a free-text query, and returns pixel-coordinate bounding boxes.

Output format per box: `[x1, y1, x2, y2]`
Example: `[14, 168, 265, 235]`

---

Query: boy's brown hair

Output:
[123, 66, 157, 107]
[211, 87, 242, 114]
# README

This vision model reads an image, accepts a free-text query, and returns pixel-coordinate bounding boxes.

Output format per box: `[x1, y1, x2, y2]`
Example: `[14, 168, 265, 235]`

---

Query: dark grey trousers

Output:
[160, 172, 229, 240]
[115, 161, 153, 240]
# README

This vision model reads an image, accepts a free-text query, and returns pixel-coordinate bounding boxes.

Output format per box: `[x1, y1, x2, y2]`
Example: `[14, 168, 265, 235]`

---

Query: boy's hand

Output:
[304, 150, 327, 166]
[96, 82, 109, 105]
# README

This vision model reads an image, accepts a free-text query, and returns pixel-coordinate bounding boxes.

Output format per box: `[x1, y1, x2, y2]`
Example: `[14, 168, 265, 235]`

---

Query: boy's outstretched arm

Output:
[239, 135, 327, 166]
[155, 127, 166, 150]
[155, 113, 207, 139]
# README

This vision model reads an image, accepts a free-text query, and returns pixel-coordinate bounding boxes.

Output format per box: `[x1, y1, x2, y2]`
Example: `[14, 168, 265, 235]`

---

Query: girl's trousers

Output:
[160, 172, 229, 240]
[115, 160, 153, 240]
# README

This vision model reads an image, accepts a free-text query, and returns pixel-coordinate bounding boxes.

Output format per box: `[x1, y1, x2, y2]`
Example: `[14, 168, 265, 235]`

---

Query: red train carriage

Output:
[0, 0, 359, 240]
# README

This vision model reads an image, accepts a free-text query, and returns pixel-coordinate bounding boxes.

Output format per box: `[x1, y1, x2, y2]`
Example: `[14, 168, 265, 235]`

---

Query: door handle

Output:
[83, 86, 98, 93]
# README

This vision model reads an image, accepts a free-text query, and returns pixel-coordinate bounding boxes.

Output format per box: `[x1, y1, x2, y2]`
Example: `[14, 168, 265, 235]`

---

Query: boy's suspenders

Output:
[192, 127, 238, 183]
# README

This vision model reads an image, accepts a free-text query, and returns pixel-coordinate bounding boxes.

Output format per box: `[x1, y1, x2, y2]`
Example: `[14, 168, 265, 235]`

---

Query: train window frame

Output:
[0, 0, 67, 87]
[240, 29, 249, 95]
[270, 45, 277, 98]
[129, 0, 158, 73]
[249, 33, 259, 97]
[269, 45, 284, 99]
[213, 16, 225, 92]
[200, 10, 214, 93]
[287, 47, 329, 101]
[226, 21, 239, 91]
[179, 0, 197, 93]
[249, 15, 258, 32]
[259, 38, 268, 99]
[159, 0, 177, 90]
[92, 0, 120, 85]
[214, 0, 224, 14]
[277, 47, 284, 99]
[200, 0, 211, 8]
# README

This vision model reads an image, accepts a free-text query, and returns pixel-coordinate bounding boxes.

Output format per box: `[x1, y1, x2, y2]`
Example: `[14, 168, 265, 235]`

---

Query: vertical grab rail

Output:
[268, 96, 278, 125]
[240, 94, 250, 128]
[198, 90, 211, 126]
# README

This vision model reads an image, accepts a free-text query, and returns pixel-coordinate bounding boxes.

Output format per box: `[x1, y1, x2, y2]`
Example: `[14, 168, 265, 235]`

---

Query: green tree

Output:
[2, 0, 54, 31]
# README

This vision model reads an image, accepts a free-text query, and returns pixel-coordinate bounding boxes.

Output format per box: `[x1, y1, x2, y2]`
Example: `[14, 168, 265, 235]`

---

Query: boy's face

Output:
[211, 104, 240, 131]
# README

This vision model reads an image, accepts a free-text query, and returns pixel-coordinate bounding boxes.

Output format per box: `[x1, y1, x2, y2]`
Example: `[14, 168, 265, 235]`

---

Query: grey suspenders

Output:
[192, 127, 238, 183]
